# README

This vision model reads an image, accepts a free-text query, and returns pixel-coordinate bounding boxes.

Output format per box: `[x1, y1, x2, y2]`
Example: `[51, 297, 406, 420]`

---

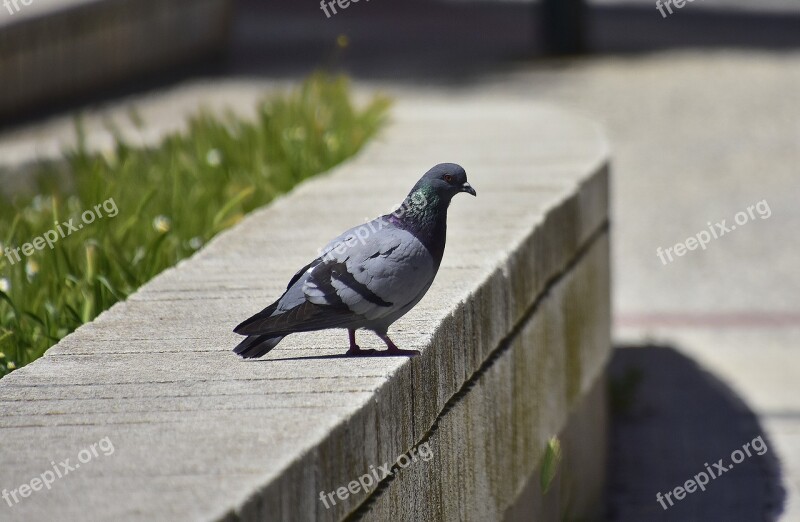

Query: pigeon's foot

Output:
[378, 332, 420, 357]
[346, 346, 419, 357]
[346, 329, 377, 356]
[344, 330, 419, 357]
[345, 345, 418, 357]
[345, 345, 378, 356]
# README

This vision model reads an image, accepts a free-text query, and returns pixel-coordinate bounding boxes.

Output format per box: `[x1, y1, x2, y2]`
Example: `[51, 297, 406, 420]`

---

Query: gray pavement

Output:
[473, 53, 800, 520]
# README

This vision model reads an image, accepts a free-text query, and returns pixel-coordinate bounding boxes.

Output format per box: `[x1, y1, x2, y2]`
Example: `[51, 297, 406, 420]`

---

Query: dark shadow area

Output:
[226, 0, 537, 82]
[227, 0, 800, 80]
[590, 5, 800, 54]
[261, 351, 419, 363]
[606, 345, 786, 521]
[4, 0, 800, 127]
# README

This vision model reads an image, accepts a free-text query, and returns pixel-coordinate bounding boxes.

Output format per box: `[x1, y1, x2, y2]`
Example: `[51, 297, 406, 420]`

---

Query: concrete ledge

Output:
[0, 0, 233, 119]
[355, 234, 610, 521]
[0, 96, 610, 521]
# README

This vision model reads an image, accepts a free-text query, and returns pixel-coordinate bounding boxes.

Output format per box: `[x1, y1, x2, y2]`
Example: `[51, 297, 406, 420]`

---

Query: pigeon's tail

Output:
[233, 334, 285, 359]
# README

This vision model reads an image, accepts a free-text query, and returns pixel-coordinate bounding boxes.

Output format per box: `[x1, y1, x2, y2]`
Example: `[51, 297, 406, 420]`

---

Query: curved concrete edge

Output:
[354, 232, 611, 521]
[0, 96, 610, 522]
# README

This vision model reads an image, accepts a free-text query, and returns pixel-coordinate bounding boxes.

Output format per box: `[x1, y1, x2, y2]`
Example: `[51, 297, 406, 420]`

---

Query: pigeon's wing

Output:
[235, 219, 435, 336]
[303, 223, 437, 322]
[233, 270, 353, 336]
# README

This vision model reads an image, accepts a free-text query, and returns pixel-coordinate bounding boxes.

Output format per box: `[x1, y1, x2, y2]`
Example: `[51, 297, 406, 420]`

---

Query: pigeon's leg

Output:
[346, 329, 376, 356]
[377, 332, 420, 357]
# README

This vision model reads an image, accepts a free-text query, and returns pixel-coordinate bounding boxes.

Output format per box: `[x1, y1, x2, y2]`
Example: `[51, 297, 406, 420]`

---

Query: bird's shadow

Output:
[255, 350, 420, 363]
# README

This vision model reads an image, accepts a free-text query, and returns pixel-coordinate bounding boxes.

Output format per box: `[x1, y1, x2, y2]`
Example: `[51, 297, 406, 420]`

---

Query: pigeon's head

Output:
[417, 163, 476, 201]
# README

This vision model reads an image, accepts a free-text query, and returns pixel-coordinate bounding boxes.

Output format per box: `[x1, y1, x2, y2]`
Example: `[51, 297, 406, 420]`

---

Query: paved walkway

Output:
[480, 52, 800, 520]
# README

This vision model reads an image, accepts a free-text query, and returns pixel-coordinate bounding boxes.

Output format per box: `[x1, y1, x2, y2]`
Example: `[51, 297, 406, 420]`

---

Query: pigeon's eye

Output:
[443, 174, 454, 183]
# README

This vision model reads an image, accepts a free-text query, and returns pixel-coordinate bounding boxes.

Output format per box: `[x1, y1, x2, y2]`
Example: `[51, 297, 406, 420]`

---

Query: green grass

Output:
[0, 74, 390, 377]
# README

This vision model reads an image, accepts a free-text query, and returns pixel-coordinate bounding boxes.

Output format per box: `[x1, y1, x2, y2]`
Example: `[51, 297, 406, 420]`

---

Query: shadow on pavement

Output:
[607, 345, 786, 521]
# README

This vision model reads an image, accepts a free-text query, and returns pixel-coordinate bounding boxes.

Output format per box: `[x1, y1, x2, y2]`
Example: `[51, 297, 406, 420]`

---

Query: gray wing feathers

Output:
[236, 220, 436, 336]
[304, 226, 435, 321]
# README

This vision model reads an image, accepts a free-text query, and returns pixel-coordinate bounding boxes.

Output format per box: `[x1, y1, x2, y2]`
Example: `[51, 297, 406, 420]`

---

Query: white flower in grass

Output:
[206, 149, 222, 167]
[6, 361, 15, 370]
[31, 195, 46, 212]
[188, 237, 204, 250]
[102, 148, 119, 168]
[325, 134, 340, 153]
[283, 127, 306, 142]
[25, 259, 39, 279]
[152, 215, 171, 234]
[0, 278, 9, 293]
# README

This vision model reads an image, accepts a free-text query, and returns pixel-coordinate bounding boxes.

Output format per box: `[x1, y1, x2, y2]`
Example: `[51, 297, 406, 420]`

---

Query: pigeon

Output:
[233, 163, 476, 358]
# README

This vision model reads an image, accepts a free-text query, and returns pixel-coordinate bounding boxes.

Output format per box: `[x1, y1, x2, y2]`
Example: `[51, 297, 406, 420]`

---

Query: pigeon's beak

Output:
[461, 182, 477, 196]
